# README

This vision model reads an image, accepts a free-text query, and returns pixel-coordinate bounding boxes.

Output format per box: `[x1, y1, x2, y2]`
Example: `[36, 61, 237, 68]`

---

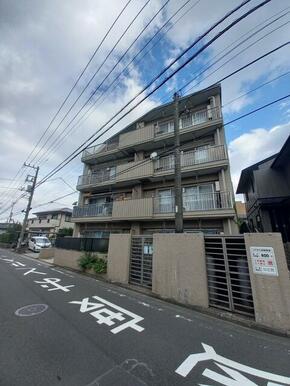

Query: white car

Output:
[29, 236, 51, 252]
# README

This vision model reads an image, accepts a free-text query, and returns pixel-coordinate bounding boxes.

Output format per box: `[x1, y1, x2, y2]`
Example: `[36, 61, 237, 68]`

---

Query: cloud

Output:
[228, 121, 290, 197]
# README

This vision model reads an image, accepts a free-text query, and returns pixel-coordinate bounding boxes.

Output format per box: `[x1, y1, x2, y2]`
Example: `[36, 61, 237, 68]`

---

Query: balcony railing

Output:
[154, 145, 226, 172]
[72, 203, 113, 218]
[82, 142, 119, 160]
[153, 191, 233, 213]
[77, 169, 116, 187]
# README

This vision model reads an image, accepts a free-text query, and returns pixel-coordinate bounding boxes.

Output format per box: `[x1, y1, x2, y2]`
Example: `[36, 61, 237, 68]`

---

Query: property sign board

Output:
[250, 246, 278, 276]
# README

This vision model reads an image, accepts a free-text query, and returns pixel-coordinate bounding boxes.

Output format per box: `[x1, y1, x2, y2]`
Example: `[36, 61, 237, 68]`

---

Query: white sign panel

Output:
[250, 246, 278, 276]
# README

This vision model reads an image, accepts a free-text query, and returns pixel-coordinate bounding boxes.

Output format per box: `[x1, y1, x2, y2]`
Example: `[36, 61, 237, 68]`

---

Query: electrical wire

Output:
[37, 0, 260, 185]
[30, 0, 151, 164]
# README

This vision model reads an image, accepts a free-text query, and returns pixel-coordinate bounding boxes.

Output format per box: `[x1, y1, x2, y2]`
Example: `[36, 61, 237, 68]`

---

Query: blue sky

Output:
[0, 0, 289, 219]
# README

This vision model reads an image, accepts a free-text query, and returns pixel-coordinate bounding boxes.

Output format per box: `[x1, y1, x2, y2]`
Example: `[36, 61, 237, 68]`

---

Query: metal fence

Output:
[72, 203, 113, 218]
[153, 191, 233, 213]
[55, 237, 109, 253]
[205, 236, 254, 317]
[129, 236, 153, 289]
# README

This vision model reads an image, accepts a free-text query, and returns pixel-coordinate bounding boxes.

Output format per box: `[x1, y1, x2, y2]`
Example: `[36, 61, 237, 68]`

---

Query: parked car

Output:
[29, 236, 51, 252]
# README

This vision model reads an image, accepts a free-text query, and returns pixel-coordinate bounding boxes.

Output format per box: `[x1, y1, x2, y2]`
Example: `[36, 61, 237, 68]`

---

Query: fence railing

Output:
[82, 142, 119, 160]
[55, 237, 109, 253]
[72, 203, 113, 218]
[154, 191, 233, 213]
[77, 169, 116, 187]
[154, 145, 226, 172]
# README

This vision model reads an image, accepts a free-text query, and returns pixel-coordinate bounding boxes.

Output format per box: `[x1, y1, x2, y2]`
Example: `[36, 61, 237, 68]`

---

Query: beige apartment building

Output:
[72, 84, 238, 238]
[27, 208, 73, 237]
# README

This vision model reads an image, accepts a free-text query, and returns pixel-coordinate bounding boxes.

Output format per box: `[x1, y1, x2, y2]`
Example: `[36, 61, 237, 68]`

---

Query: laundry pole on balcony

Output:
[174, 92, 183, 233]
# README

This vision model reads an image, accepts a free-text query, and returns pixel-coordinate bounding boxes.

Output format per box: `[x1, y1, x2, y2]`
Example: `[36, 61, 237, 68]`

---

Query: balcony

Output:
[81, 142, 119, 163]
[77, 168, 116, 189]
[72, 191, 234, 222]
[153, 191, 233, 215]
[82, 106, 222, 162]
[76, 145, 228, 191]
[72, 203, 113, 219]
[28, 219, 60, 228]
[154, 145, 227, 175]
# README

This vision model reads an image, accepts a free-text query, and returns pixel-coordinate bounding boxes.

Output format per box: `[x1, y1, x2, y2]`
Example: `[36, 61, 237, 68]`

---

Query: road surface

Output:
[1, 248, 290, 386]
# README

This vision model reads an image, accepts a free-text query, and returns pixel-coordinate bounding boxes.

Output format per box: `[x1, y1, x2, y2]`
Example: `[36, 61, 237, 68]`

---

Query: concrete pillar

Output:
[132, 184, 142, 199]
[73, 224, 80, 237]
[131, 223, 141, 235]
[152, 233, 209, 308]
[107, 234, 131, 284]
[244, 233, 290, 333]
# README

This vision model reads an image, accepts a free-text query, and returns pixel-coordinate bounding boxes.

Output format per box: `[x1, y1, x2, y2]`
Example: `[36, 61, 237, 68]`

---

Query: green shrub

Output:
[78, 252, 107, 274]
[92, 258, 107, 274]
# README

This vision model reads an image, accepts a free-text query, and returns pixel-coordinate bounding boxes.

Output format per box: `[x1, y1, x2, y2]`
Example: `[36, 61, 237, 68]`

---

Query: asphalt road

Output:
[1, 248, 290, 386]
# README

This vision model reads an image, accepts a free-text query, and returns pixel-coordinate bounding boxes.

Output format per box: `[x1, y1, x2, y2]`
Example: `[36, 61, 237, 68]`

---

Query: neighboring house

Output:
[235, 201, 247, 221]
[0, 223, 10, 235]
[72, 84, 238, 238]
[27, 208, 73, 238]
[236, 135, 290, 243]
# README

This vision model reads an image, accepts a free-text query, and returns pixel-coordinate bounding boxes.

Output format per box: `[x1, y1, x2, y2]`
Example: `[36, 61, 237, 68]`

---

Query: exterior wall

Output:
[54, 248, 82, 271]
[152, 233, 209, 308]
[74, 88, 237, 237]
[244, 233, 290, 333]
[107, 234, 131, 284]
[39, 247, 55, 259]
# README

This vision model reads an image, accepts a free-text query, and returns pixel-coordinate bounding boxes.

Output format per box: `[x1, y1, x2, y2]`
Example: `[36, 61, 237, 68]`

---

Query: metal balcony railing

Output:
[72, 203, 113, 218]
[77, 168, 116, 187]
[82, 142, 119, 160]
[154, 145, 226, 172]
[153, 191, 233, 213]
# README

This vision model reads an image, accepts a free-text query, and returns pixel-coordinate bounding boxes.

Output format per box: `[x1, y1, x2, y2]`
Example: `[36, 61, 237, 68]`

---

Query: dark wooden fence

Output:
[55, 237, 109, 253]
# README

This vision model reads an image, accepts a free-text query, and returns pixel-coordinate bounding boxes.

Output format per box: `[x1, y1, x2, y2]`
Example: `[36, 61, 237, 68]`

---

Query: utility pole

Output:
[17, 164, 39, 250]
[8, 201, 16, 223]
[173, 92, 183, 233]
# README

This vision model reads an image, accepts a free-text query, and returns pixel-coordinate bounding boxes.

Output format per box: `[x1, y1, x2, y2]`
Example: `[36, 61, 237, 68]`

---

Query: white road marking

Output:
[50, 268, 74, 278]
[16, 267, 46, 276]
[70, 295, 144, 334]
[175, 315, 192, 322]
[176, 343, 290, 385]
[35, 278, 75, 292]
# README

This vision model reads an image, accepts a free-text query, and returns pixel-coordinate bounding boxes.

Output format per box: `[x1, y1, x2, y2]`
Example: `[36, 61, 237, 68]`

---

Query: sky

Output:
[0, 0, 289, 221]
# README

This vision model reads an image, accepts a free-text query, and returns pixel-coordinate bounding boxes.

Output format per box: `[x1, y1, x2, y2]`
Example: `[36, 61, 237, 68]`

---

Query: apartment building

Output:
[72, 84, 238, 238]
[27, 208, 73, 237]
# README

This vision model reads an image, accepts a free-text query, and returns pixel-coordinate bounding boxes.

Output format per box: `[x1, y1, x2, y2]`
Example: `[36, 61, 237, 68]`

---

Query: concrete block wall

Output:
[107, 234, 131, 284]
[244, 233, 290, 333]
[152, 233, 209, 308]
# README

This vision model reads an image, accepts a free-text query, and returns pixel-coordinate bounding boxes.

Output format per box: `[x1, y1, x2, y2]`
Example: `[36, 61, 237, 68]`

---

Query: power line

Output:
[179, 17, 290, 95]
[1, 1, 133, 204]
[30, 0, 151, 164]
[37, 0, 260, 185]
[38, 0, 199, 167]
[32, 0, 252, 169]
[25, 0, 133, 165]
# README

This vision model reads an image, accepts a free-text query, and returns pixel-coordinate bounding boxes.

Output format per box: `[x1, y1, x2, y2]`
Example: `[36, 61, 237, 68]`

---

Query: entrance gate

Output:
[205, 236, 254, 317]
[129, 236, 153, 289]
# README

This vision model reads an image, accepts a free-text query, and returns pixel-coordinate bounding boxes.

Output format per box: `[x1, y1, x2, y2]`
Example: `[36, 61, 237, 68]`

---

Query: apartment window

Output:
[65, 215, 71, 222]
[180, 113, 192, 129]
[51, 214, 58, 219]
[157, 189, 173, 213]
[31, 219, 34, 224]
[155, 120, 174, 135]
[180, 110, 207, 129]
[183, 184, 215, 211]
[39, 219, 41, 224]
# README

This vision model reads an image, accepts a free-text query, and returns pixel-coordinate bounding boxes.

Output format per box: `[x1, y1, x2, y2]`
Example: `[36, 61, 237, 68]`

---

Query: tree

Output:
[0, 223, 22, 244]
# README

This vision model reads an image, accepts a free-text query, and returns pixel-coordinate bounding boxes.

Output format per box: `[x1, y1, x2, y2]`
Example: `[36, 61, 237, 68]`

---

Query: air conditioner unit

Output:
[136, 121, 145, 129]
